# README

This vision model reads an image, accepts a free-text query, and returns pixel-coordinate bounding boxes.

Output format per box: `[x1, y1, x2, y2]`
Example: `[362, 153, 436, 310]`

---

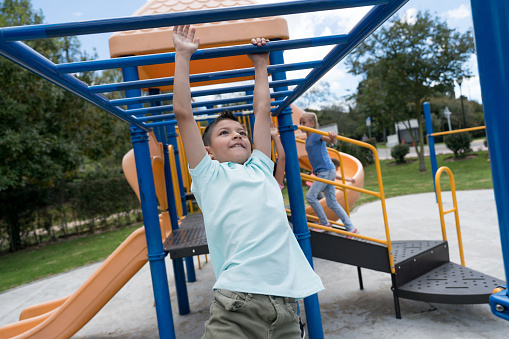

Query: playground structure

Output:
[0, 0, 508, 338]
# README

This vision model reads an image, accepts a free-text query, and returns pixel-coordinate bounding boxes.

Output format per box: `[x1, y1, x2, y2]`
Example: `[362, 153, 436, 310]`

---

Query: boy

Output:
[172, 25, 323, 338]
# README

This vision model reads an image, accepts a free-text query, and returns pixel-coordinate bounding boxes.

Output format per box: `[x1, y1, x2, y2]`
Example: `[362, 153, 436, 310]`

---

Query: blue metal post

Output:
[147, 88, 193, 313]
[166, 123, 188, 217]
[470, 0, 509, 320]
[130, 128, 175, 339]
[270, 50, 324, 339]
[150, 88, 197, 285]
[423, 102, 438, 198]
[122, 67, 176, 334]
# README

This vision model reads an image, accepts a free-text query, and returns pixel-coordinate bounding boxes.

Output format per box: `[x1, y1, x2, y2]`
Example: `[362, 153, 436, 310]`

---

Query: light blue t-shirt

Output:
[305, 133, 335, 174]
[189, 150, 324, 299]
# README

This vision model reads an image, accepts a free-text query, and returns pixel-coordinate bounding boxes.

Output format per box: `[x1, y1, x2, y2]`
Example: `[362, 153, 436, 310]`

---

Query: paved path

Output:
[0, 190, 506, 338]
[377, 140, 487, 160]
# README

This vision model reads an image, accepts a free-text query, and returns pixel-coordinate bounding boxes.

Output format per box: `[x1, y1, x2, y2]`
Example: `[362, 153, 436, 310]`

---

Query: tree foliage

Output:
[0, 0, 132, 250]
[347, 11, 475, 171]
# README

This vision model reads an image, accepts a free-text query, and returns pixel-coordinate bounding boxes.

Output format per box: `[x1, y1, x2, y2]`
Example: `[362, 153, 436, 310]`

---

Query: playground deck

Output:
[0, 190, 505, 338]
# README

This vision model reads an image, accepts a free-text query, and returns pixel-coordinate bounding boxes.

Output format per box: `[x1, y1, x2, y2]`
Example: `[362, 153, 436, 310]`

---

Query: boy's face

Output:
[299, 117, 314, 128]
[205, 119, 252, 164]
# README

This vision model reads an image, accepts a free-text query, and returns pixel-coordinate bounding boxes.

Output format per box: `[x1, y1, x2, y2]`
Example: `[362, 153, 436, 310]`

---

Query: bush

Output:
[445, 133, 472, 158]
[391, 144, 410, 163]
[0, 175, 141, 252]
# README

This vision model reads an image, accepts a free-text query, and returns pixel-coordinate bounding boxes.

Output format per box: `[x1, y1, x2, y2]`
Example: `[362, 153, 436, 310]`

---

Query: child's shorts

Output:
[202, 289, 301, 339]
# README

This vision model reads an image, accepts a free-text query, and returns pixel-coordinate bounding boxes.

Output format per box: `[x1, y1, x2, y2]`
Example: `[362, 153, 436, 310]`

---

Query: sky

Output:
[29, 0, 481, 107]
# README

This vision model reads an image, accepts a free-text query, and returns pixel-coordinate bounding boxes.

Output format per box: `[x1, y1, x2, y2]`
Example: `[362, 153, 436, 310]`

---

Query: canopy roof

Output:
[109, 0, 289, 90]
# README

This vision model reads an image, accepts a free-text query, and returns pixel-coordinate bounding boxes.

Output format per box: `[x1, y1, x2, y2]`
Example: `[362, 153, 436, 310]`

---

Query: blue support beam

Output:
[470, 0, 509, 320]
[270, 50, 324, 339]
[89, 60, 323, 93]
[130, 128, 175, 339]
[126, 92, 291, 117]
[1, 0, 388, 41]
[56, 35, 348, 74]
[110, 79, 303, 107]
[423, 102, 438, 196]
[0, 41, 149, 131]
[135, 100, 285, 123]
[122, 68, 190, 316]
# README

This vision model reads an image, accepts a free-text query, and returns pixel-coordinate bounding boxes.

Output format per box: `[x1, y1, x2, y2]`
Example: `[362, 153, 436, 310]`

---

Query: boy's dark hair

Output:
[202, 110, 240, 146]
[331, 158, 340, 168]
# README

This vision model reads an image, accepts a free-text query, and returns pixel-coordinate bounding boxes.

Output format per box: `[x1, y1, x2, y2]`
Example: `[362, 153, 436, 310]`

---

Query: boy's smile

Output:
[206, 119, 252, 164]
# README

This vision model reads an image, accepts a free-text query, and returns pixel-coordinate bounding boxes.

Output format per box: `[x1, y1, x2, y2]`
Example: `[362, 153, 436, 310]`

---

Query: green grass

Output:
[355, 151, 492, 206]
[0, 224, 141, 292]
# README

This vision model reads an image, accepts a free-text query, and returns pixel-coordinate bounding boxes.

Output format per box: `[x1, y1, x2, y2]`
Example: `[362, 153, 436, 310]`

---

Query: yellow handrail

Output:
[435, 166, 465, 266]
[430, 126, 485, 137]
[297, 125, 395, 273]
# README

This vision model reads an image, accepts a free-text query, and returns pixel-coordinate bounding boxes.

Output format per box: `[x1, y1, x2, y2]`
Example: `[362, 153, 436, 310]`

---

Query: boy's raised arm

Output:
[172, 25, 207, 169]
[248, 38, 271, 158]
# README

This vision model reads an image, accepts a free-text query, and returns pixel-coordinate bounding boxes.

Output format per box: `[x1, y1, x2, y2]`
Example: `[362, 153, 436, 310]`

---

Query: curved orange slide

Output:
[0, 227, 149, 339]
[290, 105, 365, 222]
[0, 132, 173, 339]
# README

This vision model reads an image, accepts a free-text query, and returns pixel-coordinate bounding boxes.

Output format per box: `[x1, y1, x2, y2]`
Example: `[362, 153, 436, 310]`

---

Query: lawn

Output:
[0, 151, 492, 292]
[355, 150, 492, 206]
[0, 224, 141, 292]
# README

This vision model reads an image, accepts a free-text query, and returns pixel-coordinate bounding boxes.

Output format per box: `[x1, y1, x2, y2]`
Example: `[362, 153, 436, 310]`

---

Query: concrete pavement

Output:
[0, 189, 506, 338]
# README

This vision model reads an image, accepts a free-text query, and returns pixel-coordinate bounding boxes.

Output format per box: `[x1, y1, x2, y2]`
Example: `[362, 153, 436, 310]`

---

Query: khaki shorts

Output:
[202, 289, 301, 339]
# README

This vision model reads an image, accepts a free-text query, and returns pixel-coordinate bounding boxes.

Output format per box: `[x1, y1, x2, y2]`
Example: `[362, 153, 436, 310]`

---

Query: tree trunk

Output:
[417, 118, 426, 172]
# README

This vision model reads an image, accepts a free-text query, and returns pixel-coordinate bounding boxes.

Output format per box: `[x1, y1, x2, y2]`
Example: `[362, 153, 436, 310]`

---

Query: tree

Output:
[347, 11, 475, 171]
[0, 0, 131, 250]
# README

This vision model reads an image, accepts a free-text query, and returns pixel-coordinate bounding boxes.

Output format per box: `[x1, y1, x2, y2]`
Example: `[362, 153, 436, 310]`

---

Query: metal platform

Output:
[397, 262, 505, 304]
[309, 231, 506, 317]
[163, 213, 209, 259]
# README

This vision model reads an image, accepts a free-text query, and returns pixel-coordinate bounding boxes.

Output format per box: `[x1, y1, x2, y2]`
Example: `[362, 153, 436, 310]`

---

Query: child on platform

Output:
[172, 25, 323, 338]
[299, 112, 358, 237]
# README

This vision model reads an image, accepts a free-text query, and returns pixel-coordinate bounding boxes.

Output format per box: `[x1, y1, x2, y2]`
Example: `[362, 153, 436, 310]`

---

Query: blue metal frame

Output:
[12, 0, 496, 337]
[423, 102, 438, 197]
[271, 50, 324, 338]
[470, 0, 509, 320]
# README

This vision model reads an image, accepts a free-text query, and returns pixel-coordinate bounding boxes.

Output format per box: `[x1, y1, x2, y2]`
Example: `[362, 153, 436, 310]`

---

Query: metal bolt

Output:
[495, 304, 505, 312]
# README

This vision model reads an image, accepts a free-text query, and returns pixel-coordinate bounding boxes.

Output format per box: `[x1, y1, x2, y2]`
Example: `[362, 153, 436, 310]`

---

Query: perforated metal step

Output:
[163, 213, 209, 259]
[397, 262, 505, 304]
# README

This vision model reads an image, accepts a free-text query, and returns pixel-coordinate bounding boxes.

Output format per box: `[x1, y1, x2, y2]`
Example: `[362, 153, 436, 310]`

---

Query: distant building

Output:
[395, 119, 420, 144]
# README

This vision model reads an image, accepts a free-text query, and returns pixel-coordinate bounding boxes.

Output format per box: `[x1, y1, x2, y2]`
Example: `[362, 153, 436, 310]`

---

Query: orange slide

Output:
[0, 133, 174, 339]
[0, 227, 149, 339]
[290, 105, 365, 222]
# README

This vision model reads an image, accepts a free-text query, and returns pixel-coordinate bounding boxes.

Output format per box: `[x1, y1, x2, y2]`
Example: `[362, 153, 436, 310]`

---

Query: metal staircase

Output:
[310, 232, 504, 318]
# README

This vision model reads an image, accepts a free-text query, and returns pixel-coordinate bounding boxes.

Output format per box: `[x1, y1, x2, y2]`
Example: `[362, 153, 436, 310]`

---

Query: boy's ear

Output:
[205, 146, 214, 159]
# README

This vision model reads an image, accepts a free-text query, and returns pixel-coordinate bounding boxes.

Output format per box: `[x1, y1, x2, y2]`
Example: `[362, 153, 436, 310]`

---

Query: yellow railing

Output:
[430, 126, 485, 137]
[435, 166, 465, 266]
[296, 125, 396, 273]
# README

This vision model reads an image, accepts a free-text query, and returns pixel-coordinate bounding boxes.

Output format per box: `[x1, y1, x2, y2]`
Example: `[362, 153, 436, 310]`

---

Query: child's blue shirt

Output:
[189, 150, 324, 298]
[305, 133, 335, 174]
